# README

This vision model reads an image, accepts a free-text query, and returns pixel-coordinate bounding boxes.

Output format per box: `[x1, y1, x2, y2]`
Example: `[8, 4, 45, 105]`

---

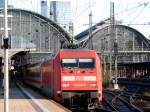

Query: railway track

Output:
[127, 86, 150, 111]
[103, 89, 143, 112]
[102, 92, 118, 112]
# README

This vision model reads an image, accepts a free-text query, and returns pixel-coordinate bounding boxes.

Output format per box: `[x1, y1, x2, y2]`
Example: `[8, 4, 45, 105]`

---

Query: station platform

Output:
[0, 82, 71, 112]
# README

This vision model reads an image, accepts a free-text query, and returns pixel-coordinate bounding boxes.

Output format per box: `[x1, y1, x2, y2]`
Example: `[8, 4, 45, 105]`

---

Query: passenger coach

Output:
[24, 49, 102, 109]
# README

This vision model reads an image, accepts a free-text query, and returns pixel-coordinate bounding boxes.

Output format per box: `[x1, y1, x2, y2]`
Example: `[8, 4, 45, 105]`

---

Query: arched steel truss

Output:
[75, 24, 150, 63]
[75, 23, 150, 78]
[0, 9, 72, 65]
[0, 9, 71, 57]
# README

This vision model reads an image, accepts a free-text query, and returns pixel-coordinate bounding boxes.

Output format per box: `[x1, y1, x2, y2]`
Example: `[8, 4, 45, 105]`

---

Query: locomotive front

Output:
[59, 50, 102, 109]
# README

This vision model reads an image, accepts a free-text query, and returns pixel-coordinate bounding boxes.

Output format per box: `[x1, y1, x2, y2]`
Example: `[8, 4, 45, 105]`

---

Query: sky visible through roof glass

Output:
[6, 0, 150, 39]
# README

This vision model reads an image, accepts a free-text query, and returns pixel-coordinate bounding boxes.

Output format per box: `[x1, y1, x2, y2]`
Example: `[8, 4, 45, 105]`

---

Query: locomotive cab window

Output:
[62, 58, 94, 69]
[62, 59, 78, 69]
[79, 59, 94, 69]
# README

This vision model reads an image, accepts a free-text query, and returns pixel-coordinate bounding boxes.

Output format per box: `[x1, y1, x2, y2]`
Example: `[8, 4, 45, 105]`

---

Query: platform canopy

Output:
[0, 8, 71, 58]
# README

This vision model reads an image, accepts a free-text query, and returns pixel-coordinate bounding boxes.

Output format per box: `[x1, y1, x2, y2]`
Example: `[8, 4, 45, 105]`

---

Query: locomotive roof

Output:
[60, 48, 94, 52]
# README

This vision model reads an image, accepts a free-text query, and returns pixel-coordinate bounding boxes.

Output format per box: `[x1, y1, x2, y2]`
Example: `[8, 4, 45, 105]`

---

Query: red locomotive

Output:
[24, 49, 102, 109]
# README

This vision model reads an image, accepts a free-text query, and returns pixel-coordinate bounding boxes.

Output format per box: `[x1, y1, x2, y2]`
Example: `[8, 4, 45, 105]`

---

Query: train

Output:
[23, 49, 102, 110]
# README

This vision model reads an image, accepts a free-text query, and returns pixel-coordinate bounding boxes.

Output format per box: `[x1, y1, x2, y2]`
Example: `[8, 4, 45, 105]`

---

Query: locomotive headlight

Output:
[98, 91, 102, 97]
[57, 91, 61, 97]
[98, 91, 102, 94]
[57, 91, 61, 94]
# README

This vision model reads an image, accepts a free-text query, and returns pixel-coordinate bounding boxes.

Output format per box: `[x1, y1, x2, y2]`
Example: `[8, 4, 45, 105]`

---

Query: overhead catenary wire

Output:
[93, 2, 148, 22]
[74, 2, 150, 35]
[128, 3, 148, 25]
[115, 3, 146, 16]
[123, 6, 141, 21]
[78, 2, 147, 26]
[101, 3, 149, 25]
[73, 1, 96, 21]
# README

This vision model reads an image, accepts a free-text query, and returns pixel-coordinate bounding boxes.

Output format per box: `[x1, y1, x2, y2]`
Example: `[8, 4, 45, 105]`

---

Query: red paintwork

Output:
[59, 50, 102, 101]
[26, 49, 102, 102]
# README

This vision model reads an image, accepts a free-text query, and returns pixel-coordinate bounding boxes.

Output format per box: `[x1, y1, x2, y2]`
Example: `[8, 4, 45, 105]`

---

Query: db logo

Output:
[77, 70, 80, 73]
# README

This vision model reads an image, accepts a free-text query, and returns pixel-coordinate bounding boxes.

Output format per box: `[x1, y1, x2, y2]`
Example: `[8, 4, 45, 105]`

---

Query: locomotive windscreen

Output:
[62, 58, 94, 69]
[78, 59, 94, 69]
